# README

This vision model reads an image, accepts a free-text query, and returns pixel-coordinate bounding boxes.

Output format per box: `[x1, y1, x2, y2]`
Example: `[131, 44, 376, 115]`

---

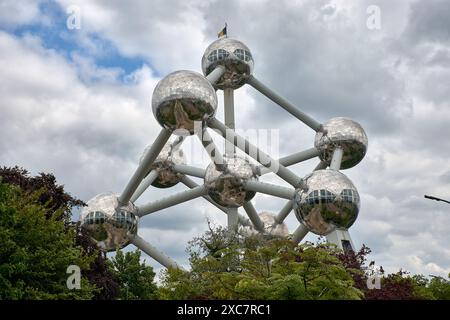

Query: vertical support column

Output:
[227, 208, 239, 230]
[224, 88, 238, 229]
[326, 228, 355, 252]
[326, 146, 355, 251]
[224, 88, 235, 156]
[330, 147, 343, 171]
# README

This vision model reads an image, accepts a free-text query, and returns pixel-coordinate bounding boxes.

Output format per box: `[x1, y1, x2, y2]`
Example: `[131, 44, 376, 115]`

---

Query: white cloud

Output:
[0, 0, 42, 28]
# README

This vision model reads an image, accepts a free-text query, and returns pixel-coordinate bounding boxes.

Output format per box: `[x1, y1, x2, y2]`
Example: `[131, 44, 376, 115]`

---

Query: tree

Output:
[107, 249, 158, 300]
[426, 275, 450, 300]
[159, 225, 363, 300]
[0, 181, 96, 299]
[0, 166, 84, 223]
[337, 244, 450, 300]
[0, 166, 120, 300]
[75, 230, 120, 300]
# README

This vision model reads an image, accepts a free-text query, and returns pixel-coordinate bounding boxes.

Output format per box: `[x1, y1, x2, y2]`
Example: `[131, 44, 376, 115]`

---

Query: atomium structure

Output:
[80, 36, 368, 269]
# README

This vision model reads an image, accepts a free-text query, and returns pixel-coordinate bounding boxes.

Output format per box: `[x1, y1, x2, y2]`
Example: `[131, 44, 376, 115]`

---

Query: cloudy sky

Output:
[1, 0, 449, 278]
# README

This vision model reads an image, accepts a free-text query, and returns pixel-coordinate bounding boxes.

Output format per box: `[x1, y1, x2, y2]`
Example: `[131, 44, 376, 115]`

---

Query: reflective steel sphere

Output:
[201, 38, 254, 90]
[140, 142, 185, 188]
[80, 193, 138, 252]
[245, 212, 289, 237]
[314, 117, 368, 169]
[204, 155, 259, 208]
[294, 170, 360, 236]
[152, 70, 217, 135]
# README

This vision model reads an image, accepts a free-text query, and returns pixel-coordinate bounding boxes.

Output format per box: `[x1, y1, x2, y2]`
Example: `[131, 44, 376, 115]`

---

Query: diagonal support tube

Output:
[275, 200, 294, 225]
[258, 147, 320, 175]
[247, 75, 322, 131]
[180, 176, 251, 227]
[137, 185, 208, 217]
[129, 234, 181, 269]
[292, 224, 309, 244]
[119, 128, 171, 205]
[243, 180, 296, 200]
[197, 128, 225, 170]
[208, 118, 302, 187]
[130, 170, 159, 203]
[206, 65, 226, 84]
[172, 164, 206, 178]
[314, 160, 328, 171]
[243, 201, 265, 232]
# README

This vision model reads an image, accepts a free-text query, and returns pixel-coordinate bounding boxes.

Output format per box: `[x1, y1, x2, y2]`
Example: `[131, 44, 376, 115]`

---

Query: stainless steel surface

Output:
[197, 127, 225, 170]
[243, 180, 296, 200]
[140, 142, 185, 188]
[201, 38, 254, 90]
[80, 193, 138, 252]
[258, 147, 320, 175]
[261, 212, 289, 237]
[314, 160, 328, 171]
[330, 147, 343, 171]
[204, 154, 259, 208]
[119, 128, 171, 205]
[172, 164, 206, 178]
[130, 170, 159, 203]
[224, 88, 235, 156]
[275, 200, 293, 224]
[243, 201, 265, 232]
[129, 234, 181, 269]
[152, 70, 217, 134]
[315, 117, 368, 169]
[137, 185, 208, 217]
[244, 211, 289, 237]
[291, 224, 309, 244]
[293, 169, 360, 236]
[208, 118, 302, 187]
[227, 207, 239, 230]
[180, 176, 251, 226]
[205, 65, 226, 84]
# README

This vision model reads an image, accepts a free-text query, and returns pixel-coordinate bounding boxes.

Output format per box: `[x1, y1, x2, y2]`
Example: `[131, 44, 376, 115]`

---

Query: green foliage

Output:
[0, 166, 120, 300]
[411, 274, 450, 300]
[0, 166, 85, 223]
[0, 181, 97, 299]
[107, 249, 158, 300]
[159, 225, 363, 300]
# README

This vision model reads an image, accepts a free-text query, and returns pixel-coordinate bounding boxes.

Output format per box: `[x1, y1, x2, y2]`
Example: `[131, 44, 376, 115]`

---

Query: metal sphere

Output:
[314, 117, 368, 169]
[204, 154, 259, 208]
[152, 70, 217, 135]
[294, 170, 360, 236]
[140, 143, 185, 188]
[80, 193, 138, 252]
[249, 212, 289, 237]
[201, 38, 254, 90]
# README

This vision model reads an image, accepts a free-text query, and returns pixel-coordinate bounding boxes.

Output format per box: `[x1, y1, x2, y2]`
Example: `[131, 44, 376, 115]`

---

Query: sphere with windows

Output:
[294, 170, 360, 235]
[201, 38, 254, 89]
[140, 142, 185, 188]
[80, 193, 138, 251]
[204, 154, 259, 208]
[315, 117, 368, 169]
[152, 70, 218, 135]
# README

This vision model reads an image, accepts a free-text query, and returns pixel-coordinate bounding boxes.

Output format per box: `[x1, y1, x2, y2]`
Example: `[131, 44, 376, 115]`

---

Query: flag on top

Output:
[218, 23, 227, 38]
